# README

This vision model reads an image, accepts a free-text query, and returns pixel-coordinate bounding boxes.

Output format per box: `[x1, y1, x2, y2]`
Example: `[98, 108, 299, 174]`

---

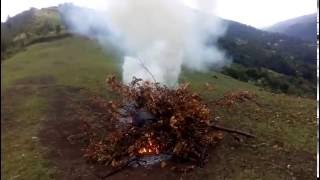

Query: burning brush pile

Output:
[79, 76, 255, 176]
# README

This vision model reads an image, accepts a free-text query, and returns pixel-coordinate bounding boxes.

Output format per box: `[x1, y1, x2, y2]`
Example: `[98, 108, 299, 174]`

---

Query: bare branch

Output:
[136, 56, 157, 83]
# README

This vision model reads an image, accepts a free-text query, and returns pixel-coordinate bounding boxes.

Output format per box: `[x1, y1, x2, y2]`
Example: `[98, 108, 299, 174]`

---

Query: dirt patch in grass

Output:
[1, 75, 56, 131]
[2, 75, 185, 180]
[14, 75, 56, 86]
[38, 87, 96, 180]
[38, 87, 192, 180]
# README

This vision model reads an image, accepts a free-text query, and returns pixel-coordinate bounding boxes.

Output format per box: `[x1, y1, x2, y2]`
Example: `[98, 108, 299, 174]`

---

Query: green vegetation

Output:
[1, 37, 316, 179]
[221, 64, 315, 97]
[218, 20, 316, 97]
[1, 7, 65, 60]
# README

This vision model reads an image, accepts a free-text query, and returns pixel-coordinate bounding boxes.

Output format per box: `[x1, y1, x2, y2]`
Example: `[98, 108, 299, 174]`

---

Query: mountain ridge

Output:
[265, 13, 317, 42]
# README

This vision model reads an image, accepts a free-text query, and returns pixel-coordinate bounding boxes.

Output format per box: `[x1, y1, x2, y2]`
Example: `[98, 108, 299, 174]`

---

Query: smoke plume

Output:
[59, 0, 230, 86]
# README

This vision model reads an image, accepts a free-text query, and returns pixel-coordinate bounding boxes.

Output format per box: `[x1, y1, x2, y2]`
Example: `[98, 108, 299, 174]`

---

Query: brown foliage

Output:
[80, 76, 254, 169]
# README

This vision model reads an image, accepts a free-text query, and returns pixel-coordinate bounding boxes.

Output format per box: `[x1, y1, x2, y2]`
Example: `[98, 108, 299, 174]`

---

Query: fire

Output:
[138, 138, 160, 155]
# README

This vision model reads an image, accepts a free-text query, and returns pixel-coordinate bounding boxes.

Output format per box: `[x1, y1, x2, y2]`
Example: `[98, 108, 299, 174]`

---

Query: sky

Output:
[1, 0, 317, 28]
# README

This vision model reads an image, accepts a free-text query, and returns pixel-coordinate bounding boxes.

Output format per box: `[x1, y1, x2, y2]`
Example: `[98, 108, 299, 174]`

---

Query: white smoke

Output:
[59, 0, 230, 86]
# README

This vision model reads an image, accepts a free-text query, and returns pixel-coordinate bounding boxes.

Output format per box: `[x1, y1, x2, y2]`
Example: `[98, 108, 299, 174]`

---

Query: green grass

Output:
[1, 36, 317, 179]
[180, 69, 260, 96]
[1, 94, 54, 180]
[2, 37, 120, 92]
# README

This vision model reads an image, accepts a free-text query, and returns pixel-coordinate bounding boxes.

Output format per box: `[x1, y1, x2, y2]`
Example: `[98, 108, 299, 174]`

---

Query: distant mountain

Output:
[265, 13, 317, 42]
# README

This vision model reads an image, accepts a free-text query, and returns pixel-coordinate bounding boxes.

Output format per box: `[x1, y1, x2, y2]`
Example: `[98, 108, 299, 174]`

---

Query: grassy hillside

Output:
[1, 36, 317, 179]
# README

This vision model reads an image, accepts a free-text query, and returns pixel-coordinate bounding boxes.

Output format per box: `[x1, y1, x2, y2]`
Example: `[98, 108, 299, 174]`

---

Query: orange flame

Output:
[138, 138, 160, 155]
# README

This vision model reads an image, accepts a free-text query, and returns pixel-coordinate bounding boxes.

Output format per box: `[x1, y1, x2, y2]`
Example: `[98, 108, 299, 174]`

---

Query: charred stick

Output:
[210, 125, 255, 138]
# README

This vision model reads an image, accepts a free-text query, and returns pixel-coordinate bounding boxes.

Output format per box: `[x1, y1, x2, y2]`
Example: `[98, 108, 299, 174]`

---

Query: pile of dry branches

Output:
[80, 76, 255, 174]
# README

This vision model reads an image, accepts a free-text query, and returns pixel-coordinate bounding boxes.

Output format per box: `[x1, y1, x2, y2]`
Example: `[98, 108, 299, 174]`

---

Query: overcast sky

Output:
[1, 0, 317, 28]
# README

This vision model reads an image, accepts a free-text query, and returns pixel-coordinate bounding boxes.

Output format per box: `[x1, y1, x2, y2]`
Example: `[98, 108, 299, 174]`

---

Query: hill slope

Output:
[1, 5, 317, 97]
[265, 13, 317, 42]
[1, 36, 317, 180]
